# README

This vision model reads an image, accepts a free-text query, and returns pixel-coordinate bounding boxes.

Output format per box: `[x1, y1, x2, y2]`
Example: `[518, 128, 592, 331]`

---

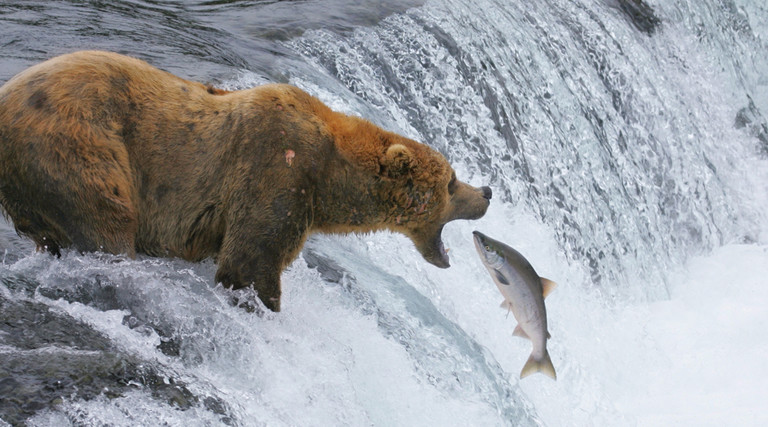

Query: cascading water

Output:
[1, 0, 767, 426]
[290, 0, 767, 302]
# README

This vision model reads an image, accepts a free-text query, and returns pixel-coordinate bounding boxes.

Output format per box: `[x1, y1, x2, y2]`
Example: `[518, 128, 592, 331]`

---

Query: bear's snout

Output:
[445, 181, 491, 222]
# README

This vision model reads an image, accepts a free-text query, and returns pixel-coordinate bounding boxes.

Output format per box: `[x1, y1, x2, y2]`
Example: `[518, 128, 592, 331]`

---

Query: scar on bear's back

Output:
[206, 84, 231, 96]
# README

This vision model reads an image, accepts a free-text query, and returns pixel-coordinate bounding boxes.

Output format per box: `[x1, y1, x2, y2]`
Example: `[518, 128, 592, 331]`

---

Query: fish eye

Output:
[484, 245, 491, 251]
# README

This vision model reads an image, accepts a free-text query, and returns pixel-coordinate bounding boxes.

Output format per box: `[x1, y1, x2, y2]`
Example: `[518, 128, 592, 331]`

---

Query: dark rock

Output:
[616, 0, 661, 35]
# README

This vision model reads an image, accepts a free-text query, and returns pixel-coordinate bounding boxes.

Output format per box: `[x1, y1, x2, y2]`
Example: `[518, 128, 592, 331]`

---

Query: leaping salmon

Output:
[472, 230, 557, 380]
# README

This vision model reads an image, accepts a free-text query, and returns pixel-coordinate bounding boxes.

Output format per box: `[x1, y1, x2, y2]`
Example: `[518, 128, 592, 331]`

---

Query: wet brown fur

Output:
[0, 51, 490, 311]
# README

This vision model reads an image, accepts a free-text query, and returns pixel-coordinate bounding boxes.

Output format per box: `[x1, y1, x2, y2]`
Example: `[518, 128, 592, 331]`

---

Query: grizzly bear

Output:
[0, 51, 492, 311]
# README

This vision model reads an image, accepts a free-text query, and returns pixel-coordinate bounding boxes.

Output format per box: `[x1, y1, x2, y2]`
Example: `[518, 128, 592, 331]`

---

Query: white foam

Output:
[615, 244, 768, 426]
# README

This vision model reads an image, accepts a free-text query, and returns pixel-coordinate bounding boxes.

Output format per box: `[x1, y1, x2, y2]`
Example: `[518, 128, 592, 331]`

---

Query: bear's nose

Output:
[481, 186, 492, 200]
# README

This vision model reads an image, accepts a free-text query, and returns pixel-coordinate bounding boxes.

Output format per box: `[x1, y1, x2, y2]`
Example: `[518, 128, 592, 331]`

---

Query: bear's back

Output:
[0, 51, 218, 126]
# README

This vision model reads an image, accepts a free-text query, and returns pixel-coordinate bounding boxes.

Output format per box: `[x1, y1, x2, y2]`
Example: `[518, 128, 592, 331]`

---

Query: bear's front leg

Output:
[215, 250, 283, 312]
[215, 195, 311, 312]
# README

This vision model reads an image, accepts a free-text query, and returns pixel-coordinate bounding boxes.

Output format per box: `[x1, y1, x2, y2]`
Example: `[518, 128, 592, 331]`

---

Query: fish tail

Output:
[520, 350, 556, 380]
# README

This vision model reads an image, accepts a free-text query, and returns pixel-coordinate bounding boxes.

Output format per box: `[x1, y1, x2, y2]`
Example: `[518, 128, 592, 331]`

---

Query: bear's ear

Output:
[380, 144, 415, 179]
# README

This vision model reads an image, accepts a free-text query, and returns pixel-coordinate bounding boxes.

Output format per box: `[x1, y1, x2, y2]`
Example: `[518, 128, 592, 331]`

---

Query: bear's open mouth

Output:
[419, 226, 450, 268]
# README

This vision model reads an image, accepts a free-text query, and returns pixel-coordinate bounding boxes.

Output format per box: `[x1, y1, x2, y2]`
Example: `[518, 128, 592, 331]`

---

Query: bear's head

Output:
[322, 115, 492, 268]
[376, 141, 492, 268]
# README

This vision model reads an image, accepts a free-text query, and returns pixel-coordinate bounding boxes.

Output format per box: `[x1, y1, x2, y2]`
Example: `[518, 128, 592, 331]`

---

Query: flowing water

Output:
[1, 0, 767, 425]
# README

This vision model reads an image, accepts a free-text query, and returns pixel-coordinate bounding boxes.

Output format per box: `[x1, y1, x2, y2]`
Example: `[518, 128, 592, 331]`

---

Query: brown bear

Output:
[0, 51, 492, 312]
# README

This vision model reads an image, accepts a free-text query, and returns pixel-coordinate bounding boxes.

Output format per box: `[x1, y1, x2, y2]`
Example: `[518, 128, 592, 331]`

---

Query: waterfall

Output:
[1, 0, 767, 425]
[288, 0, 768, 302]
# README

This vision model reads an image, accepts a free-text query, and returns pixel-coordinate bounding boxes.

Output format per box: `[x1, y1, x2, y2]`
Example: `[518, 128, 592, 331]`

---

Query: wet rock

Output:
[614, 0, 661, 35]
[303, 247, 349, 284]
[735, 96, 768, 155]
[0, 294, 232, 425]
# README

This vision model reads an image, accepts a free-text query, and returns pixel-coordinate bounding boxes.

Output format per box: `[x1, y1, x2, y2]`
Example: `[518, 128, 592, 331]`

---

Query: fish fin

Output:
[520, 350, 557, 380]
[513, 324, 529, 339]
[540, 278, 557, 298]
[500, 301, 513, 319]
[494, 270, 510, 285]
[547, 331, 551, 339]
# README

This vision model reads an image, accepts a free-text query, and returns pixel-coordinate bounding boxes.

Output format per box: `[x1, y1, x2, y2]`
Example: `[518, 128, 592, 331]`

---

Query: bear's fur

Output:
[0, 51, 491, 311]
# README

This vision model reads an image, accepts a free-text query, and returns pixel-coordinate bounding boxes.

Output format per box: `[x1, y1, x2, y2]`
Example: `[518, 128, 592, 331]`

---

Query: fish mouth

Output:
[472, 230, 494, 265]
[472, 231, 481, 251]
[417, 225, 450, 268]
[472, 230, 486, 250]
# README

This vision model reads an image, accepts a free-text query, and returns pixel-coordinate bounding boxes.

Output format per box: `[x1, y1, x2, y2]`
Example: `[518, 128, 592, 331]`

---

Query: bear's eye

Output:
[447, 173, 457, 195]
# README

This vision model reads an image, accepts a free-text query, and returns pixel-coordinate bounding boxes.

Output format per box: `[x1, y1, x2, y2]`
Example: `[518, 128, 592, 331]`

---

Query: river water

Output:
[1, 1, 767, 425]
